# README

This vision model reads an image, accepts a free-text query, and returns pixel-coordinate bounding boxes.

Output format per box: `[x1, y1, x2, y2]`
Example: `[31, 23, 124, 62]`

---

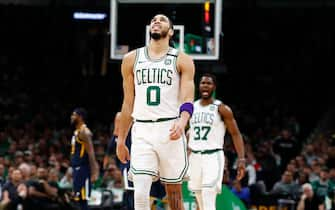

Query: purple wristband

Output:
[179, 102, 194, 117]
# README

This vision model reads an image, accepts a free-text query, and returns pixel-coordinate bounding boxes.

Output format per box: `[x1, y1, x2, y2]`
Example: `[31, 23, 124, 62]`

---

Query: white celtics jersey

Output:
[188, 99, 226, 151]
[132, 47, 180, 120]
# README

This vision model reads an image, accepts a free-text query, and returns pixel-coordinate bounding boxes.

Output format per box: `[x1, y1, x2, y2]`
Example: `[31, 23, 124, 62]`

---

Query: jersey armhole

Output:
[213, 99, 223, 106]
[133, 48, 140, 71]
[170, 48, 180, 74]
[216, 100, 225, 121]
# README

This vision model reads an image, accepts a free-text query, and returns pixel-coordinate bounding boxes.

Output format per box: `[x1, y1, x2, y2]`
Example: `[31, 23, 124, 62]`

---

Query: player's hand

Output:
[236, 159, 246, 181]
[116, 143, 130, 164]
[91, 171, 99, 183]
[91, 162, 100, 183]
[169, 120, 185, 140]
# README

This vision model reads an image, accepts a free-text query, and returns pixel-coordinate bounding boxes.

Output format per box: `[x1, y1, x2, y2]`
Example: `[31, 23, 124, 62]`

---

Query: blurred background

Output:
[0, 0, 335, 210]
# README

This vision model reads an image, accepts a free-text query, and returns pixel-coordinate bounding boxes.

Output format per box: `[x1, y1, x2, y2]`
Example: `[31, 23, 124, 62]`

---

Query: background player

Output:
[70, 108, 99, 210]
[116, 13, 195, 210]
[188, 73, 246, 210]
[104, 111, 134, 209]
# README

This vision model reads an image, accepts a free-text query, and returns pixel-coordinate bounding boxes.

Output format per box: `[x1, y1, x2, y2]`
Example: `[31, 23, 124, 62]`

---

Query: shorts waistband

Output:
[191, 148, 223, 154]
[135, 117, 178, 123]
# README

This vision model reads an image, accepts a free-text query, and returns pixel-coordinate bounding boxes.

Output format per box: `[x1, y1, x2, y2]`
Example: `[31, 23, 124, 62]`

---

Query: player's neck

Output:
[200, 97, 214, 106]
[76, 122, 85, 130]
[148, 39, 170, 58]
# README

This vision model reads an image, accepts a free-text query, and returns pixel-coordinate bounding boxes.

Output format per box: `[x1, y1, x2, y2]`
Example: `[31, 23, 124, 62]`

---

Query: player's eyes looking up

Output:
[151, 16, 169, 24]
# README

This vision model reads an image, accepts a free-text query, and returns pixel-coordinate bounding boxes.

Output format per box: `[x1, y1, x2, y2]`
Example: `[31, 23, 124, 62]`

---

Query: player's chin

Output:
[204, 94, 213, 99]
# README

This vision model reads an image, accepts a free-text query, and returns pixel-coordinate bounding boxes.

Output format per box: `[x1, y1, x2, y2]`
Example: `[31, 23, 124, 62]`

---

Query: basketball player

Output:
[105, 111, 134, 209]
[188, 73, 246, 210]
[70, 108, 99, 210]
[116, 14, 195, 210]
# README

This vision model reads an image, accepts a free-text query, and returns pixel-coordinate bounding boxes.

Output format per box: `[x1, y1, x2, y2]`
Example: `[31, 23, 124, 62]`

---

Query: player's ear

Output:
[169, 28, 174, 37]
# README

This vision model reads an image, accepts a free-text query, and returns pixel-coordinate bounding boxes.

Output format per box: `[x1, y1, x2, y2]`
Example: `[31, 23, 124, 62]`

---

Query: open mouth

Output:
[201, 91, 210, 97]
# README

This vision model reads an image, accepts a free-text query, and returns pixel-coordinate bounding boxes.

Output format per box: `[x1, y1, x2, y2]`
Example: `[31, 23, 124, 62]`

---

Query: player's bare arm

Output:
[117, 50, 135, 163]
[79, 128, 99, 182]
[170, 52, 195, 140]
[219, 104, 246, 180]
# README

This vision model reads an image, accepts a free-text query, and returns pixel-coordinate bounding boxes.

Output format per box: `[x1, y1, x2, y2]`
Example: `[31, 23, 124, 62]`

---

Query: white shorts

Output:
[187, 150, 224, 193]
[129, 119, 189, 183]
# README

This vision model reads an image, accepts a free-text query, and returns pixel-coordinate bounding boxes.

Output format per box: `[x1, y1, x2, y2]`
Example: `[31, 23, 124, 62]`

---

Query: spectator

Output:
[29, 163, 37, 179]
[297, 183, 325, 210]
[13, 151, 24, 167]
[48, 168, 60, 184]
[26, 167, 59, 210]
[0, 163, 6, 199]
[255, 143, 280, 190]
[326, 147, 335, 169]
[18, 163, 31, 182]
[231, 180, 251, 207]
[286, 162, 299, 180]
[309, 159, 322, 183]
[23, 150, 34, 164]
[295, 171, 310, 199]
[241, 152, 257, 187]
[0, 169, 28, 210]
[303, 144, 318, 166]
[328, 168, 335, 194]
[101, 162, 119, 190]
[312, 168, 330, 198]
[272, 129, 300, 173]
[296, 155, 308, 171]
[296, 171, 310, 186]
[110, 169, 125, 208]
[270, 170, 300, 200]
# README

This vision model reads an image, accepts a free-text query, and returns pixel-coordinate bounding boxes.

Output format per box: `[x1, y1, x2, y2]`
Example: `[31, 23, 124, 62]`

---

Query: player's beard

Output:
[150, 30, 168, 40]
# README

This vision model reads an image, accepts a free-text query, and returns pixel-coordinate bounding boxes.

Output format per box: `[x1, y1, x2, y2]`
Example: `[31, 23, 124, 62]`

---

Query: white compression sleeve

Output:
[133, 174, 153, 210]
[202, 188, 217, 210]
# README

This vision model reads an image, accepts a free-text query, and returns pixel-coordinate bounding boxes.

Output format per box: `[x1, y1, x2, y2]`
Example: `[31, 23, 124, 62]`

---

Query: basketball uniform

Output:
[188, 99, 226, 193]
[71, 124, 91, 201]
[130, 46, 188, 183]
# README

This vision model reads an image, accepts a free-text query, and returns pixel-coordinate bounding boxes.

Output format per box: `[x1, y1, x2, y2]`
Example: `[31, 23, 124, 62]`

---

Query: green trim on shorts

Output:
[202, 151, 223, 188]
[160, 135, 189, 183]
[130, 166, 158, 177]
[191, 148, 223, 154]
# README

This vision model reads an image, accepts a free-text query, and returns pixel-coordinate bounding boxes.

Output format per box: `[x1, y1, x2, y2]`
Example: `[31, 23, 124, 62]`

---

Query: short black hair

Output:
[73, 107, 88, 122]
[168, 17, 174, 30]
[201, 73, 217, 86]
